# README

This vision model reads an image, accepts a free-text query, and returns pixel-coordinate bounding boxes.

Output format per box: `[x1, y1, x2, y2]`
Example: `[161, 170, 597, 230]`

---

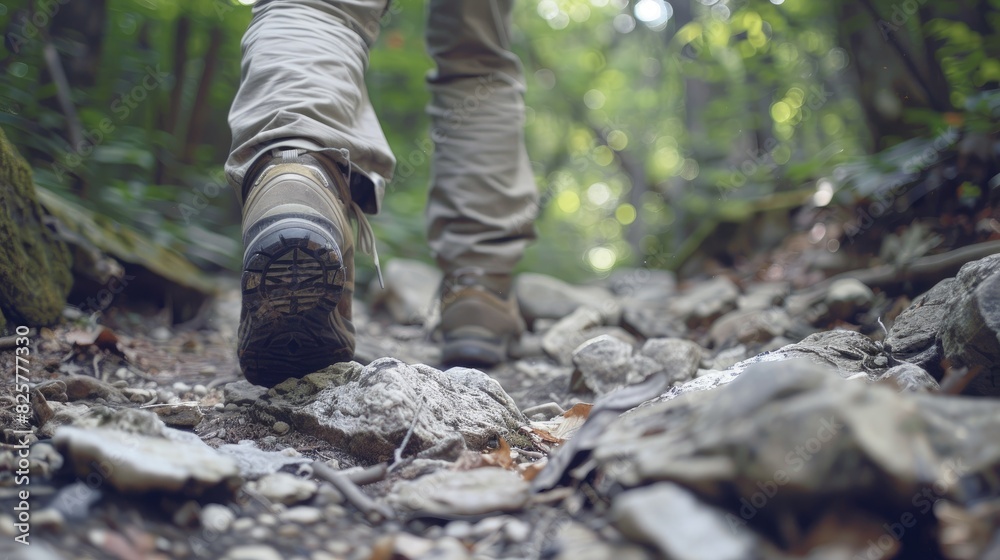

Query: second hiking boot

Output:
[238, 149, 367, 387]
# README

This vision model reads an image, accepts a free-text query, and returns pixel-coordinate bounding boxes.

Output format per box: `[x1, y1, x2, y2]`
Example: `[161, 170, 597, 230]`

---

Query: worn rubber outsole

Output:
[238, 217, 350, 387]
[441, 334, 507, 369]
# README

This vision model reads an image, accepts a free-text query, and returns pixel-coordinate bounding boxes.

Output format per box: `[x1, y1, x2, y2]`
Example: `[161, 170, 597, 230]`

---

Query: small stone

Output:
[639, 338, 704, 385]
[277, 524, 302, 538]
[880, 363, 940, 392]
[272, 421, 290, 435]
[173, 382, 193, 393]
[223, 380, 267, 407]
[824, 278, 874, 321]
[515, 272, 621, 325]
[214, 403, 225, 411]
[612, 482, 754, 560]
[669, 276, 740, 327]
[0, 514, 15, 537]
[232, 517, 255, 532]
[393, 533, 435, 558]
[154, 404, 204, 428]
[201, 365, 218, 375]
[111, 380, 129, 389]
[251, 472, 318, 505]
[541, 307, 605, 365]
[257, 513, 277, 526]
[223, 545, 283, 560]
[225, 403, 240, 411]
[504, 519, 530, 543]
[34, 508, 65, 531]
[248, 526, 270, 541]
[571, 334, 638, 395]
[279, 506, 322, 525]
[201, 504, 236, 533]
[390, 469, 530, 517]
[370, 258, 442, 325]
[324, 504, 347, 518]
[444, 520, 472, 539]
[115, 367, 130, 379]
[193, 384, 208, 397]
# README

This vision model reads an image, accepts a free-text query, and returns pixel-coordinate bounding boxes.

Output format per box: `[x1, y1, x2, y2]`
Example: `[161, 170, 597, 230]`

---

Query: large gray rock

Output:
[370, 258, 442, 325]
[252, 358, 527, 463]
[53, 416, 240, 495]
[886, 254, 1000, 395]
[586, 359, 1000, 552]
[516, 272, 620, 325]
[939, 255, 1000, 395]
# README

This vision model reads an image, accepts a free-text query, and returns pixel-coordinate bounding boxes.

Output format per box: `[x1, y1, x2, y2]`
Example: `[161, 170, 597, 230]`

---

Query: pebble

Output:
[115, 367, 130, 379]
[173, 382, 192, 393]
[201, 365, 218, 375]
[0, 514, 16, 537]
[279, 506, 323, 525]
[504, 519, 531, 543]
[311, 552, 338, 560]
[324, 505, 346, 518]
[257, 513, 278, 526]
[34, 508, 65, 531]
[277, 524, 302, 538]
[272, 421, 290, 434]
[111, 380, 129, 389]
[445, 520, 472, 539]
[251, 472, 318, 505]
[223, 545, 283, 560]
[325, 540, 351, 555]
[214, 403, 226, 411]
[201, 504, 235, 532]
[193, 384, 208, 397]
[232, 517, 255, 532]
[248, 526, 271, 541]
[225, 403, 240, 411]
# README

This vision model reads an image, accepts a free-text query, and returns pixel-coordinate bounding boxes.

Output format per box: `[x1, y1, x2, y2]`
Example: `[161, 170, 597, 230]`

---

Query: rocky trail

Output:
[1, 251, 1000, 560]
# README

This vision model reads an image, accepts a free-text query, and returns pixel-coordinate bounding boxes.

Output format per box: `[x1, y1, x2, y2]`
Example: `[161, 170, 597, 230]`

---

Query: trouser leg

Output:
[226, 0, 394, 214]
[425, 0, 539, 278]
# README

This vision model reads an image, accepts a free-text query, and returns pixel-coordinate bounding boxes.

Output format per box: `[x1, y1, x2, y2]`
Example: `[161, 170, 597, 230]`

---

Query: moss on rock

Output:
[0, 126, 73, 330]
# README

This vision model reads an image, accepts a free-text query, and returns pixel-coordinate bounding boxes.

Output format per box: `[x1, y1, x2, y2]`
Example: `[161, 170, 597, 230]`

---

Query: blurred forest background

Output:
[1, 0, 998, 289]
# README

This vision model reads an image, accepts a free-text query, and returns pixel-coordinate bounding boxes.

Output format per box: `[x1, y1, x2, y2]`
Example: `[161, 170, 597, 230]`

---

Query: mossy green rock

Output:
[0, 127, 72, 330]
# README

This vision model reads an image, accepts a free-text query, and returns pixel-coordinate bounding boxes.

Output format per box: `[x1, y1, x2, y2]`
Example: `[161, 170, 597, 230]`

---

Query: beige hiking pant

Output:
[226, 0, 538, 277]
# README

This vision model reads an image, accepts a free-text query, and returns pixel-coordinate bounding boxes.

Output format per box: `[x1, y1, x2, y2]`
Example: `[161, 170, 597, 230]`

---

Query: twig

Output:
[344, 463, 388, 486]
[312, 461, 394, 521]
[389, 399, 425, 472]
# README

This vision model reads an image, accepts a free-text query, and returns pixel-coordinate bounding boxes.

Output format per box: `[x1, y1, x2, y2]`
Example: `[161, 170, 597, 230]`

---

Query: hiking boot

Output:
[438, 268, 524, 368]
[238, 149, 379, 387]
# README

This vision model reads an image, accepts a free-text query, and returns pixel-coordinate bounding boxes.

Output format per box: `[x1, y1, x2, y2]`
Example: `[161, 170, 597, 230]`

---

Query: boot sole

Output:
[441, 335, 507, 369]
[239, 217, 350, 386]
